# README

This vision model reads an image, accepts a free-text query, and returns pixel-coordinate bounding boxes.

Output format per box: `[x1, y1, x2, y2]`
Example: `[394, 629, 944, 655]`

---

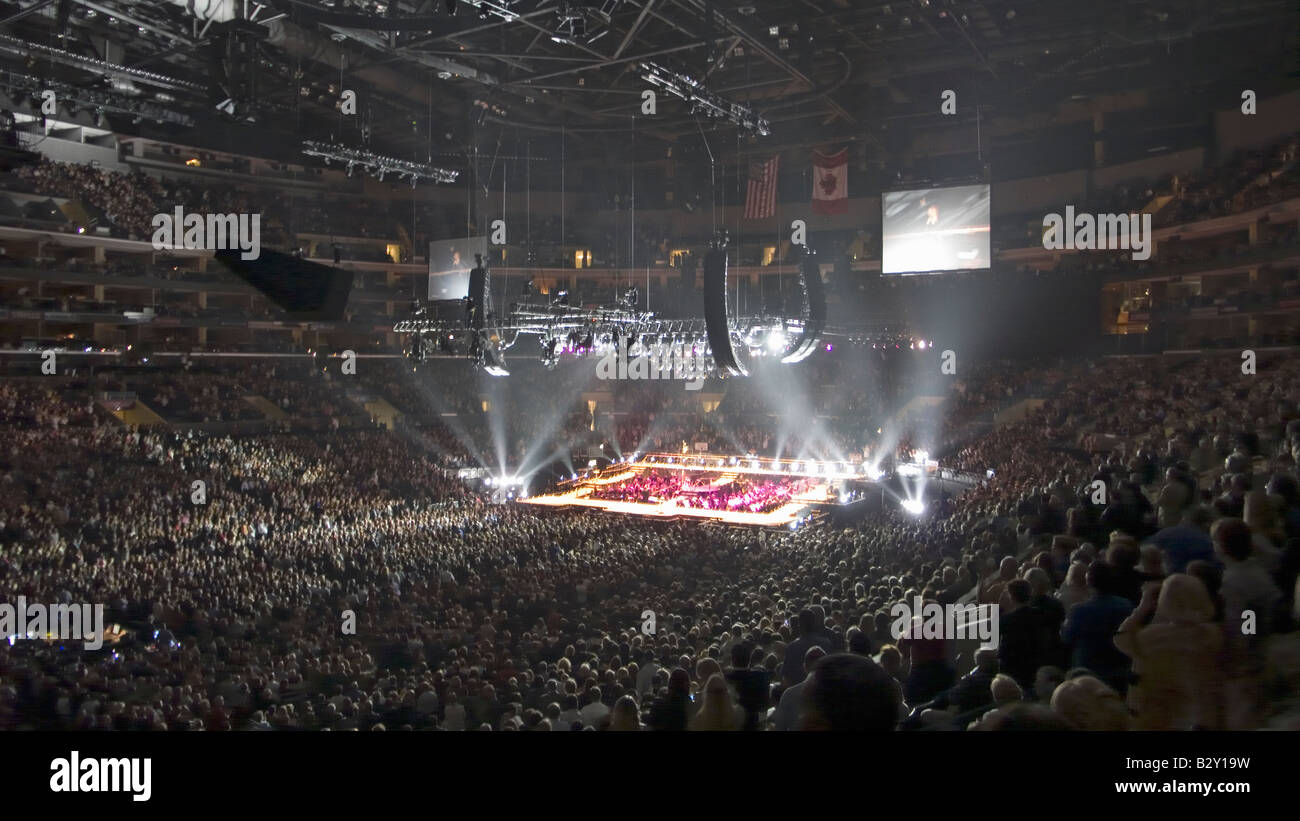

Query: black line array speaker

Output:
[781, 252, 828, 364]
[702, 247, 746, 376]
[212, 248, 353, 321]
[467, 259, 490, 330]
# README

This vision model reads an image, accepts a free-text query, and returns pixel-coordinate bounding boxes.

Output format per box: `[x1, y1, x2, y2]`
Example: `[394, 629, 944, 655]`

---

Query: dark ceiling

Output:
[1, 0, 1297, 176]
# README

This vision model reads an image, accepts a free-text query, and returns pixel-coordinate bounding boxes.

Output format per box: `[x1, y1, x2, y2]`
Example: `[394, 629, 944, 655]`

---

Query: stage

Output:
[521, 453, 858, 527]
[518, 452, 985, 527]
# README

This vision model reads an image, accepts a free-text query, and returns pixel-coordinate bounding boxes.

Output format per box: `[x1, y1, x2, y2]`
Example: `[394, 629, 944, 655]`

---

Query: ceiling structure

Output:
[0, 0, 1296, 177]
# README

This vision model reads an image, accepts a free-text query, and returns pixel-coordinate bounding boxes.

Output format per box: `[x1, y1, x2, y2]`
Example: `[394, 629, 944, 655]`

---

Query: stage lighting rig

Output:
[301, 141, 458, 184]
[640, 61, 770, 136]
[457, 0, 524, 22]
[550, 0, 619, 42]
[3, 73, 194, 127]
[395, 241, 893, 377]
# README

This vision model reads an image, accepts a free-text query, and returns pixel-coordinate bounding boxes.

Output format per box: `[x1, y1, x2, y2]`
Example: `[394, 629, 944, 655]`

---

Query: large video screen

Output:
[881, 184, 990, 274]
[427, 236, 486, 300]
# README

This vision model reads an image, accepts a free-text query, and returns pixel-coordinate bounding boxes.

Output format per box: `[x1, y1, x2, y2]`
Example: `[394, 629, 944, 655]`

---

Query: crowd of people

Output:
[0, 344, 1297, 733]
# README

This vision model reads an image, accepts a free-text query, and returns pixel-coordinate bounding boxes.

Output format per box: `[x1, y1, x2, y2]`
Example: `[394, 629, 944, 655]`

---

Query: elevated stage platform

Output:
[521, 453, 855, 527]
[519, 452, 985, 528]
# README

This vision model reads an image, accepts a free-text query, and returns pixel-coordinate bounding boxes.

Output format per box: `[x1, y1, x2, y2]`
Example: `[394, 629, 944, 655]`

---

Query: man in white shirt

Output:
[635, 649, 661, 700]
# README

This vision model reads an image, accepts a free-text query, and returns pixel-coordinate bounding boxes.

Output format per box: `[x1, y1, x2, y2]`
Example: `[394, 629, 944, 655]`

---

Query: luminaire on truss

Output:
[300, 141, 458, 185]
[639, 61, 770, 136]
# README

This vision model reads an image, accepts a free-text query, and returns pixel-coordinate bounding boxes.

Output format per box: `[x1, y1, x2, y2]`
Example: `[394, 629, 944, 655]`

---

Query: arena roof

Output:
[1, 0, 1296, 171]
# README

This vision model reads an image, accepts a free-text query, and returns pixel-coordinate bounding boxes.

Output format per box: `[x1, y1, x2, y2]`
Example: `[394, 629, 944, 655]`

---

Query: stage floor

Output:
[519, 456, 835, 527]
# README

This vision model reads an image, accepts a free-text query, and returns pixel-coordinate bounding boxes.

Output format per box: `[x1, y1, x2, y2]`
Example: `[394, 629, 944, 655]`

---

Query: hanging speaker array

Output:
[701, 244, 747, 377]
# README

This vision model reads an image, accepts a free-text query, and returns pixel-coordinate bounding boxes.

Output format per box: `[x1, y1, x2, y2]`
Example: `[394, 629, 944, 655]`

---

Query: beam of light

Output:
[901, 498, 925, 515]
[480, 371, 511, 477]
[398, 361, 492, 469]
[505, 358, 595, 481]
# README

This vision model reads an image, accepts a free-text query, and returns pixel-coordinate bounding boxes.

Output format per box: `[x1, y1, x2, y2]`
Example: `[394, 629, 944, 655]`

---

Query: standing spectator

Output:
[1114, 574, 1222, 729]
[1060, 562, 1135, 694]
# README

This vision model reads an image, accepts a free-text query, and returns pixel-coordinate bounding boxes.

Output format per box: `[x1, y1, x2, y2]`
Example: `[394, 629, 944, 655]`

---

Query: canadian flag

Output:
[811, 148, 848, 215]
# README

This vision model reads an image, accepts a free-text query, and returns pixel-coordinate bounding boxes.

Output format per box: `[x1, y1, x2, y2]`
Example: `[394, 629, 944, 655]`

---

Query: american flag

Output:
[743, 154, 779, 220]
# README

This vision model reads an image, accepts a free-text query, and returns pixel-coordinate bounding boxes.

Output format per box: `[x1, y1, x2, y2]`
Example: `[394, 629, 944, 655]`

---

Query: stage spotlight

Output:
[902, 499, 925, 515]
[766, 330, 787, 353]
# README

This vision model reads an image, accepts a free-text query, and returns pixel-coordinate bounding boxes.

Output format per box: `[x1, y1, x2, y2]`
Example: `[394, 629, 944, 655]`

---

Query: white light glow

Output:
[902, 499, 925, 515]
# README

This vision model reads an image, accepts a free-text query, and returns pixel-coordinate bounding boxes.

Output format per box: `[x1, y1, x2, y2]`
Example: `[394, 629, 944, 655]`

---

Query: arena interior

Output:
[1, 0, 1300, 784]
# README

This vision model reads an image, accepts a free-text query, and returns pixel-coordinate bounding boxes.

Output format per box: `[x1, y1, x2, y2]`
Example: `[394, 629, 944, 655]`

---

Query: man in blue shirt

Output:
[1148, 504, 1217, 573]
[1060, 561, 1134, 695]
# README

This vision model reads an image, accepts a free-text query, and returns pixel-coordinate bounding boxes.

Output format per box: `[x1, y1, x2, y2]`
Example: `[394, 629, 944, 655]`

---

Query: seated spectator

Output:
[772, 646, 826, 731]
[1050, 674, 1132, 731]
[998, 579, 1043, 689]
[799, 654, 899, 732]
[967, 674, 1024, 730]
[647, 668, 694, 731]
[725, 642, 771, 731]
[691, 674, 741, 731]
[1033, 665, 1065, 704]
[606, 696, 642, 731]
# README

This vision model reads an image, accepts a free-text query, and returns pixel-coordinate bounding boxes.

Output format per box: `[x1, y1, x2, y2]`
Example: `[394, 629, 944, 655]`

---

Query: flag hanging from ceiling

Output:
[811, 148, 848, 215]
[743, 154, 779, 220]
